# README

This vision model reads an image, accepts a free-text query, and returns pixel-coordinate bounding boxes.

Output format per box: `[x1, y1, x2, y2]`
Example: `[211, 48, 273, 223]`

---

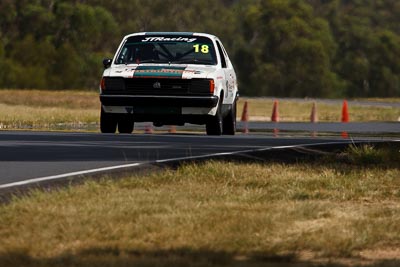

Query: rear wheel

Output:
[118, 114, 134, 134]
[222, 100, 236, 135]
[100, 109, 117, 133]
[206, 102, 223, 136]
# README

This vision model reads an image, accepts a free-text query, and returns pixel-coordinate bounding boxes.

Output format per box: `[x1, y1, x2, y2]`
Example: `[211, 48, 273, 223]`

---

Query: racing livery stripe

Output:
[133, 66, 186, 78]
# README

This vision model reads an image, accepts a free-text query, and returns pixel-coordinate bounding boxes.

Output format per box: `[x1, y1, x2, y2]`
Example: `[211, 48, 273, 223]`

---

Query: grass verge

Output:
[0, 144, 399, 267]
[237, 98, 400, 122]
[0, 89, 99, 130]
[0, 89, 399, 130]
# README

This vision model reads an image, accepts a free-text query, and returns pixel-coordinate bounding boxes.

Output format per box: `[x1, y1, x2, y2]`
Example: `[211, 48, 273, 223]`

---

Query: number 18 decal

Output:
[193, 44, 209, 54]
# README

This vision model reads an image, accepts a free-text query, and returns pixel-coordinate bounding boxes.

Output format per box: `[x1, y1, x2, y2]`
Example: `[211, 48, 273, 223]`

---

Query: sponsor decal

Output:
[184, 70, 203, 75]
[133, 66, 186, 78]
[142, 37, 197, 43]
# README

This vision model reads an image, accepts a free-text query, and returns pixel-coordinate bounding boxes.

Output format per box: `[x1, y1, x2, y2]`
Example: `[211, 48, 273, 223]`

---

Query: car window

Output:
[216, 41, 227, 68]
[115, 35, 217, 65]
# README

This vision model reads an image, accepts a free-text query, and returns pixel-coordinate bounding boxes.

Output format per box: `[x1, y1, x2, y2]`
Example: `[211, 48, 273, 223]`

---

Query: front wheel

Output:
[206, 103, 223, 136]
[222, 101, 236, 135]
[118, 114, 134, 134]
[100, 109, 117, 133]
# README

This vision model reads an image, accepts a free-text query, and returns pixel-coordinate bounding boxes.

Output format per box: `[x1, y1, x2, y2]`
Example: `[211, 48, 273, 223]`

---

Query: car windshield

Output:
[115, 35, 217, 65]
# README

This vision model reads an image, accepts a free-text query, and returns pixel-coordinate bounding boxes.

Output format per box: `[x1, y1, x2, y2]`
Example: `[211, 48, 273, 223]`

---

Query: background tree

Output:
[0, 0, 398, 97]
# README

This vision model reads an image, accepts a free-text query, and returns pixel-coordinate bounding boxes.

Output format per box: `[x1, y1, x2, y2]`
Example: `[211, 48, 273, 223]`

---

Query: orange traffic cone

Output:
[271, 100, 279, 122]
[310, 102, 318, 137]
[145, 123, 153, 134]
[168, 125, 176, 133]
[241, 101, 249, 134]
[273, 128, 279, 137]
[241, 101, 249, 121]
[310, 102, 318, 123]
[341, 100, 349, 123]
[340, 100, 349, 138]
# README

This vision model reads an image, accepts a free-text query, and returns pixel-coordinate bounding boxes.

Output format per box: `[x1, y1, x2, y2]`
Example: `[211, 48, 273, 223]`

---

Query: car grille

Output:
[104, 77, 211, 95]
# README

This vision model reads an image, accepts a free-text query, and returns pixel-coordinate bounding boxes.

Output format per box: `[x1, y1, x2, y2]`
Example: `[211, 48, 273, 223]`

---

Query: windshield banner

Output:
[141, 37, 197, 43]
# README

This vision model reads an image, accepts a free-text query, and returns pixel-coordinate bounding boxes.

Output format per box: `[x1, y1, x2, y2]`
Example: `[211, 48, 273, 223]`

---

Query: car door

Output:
[216, 40, 236, 104]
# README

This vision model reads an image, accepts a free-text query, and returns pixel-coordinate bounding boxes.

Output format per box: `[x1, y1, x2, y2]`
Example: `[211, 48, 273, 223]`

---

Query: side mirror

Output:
[103, 58, 112, 69]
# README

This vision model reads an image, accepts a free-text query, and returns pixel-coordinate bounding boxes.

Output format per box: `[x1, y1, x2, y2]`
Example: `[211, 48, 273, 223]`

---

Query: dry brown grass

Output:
[0, 103, 98, 129]
[0, 90, 99, 130]
[0, 89, 98, 109]
[0, 145, 399, 267]
[0, 89, 399, 131]
[237, 98, 400, 122]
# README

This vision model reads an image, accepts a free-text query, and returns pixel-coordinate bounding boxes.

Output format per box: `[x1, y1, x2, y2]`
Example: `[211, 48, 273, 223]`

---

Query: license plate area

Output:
[133, 106, 181, 115]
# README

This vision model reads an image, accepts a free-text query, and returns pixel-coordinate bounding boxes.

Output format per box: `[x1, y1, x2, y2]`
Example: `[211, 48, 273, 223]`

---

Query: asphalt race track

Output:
[0, 130, 398, 190]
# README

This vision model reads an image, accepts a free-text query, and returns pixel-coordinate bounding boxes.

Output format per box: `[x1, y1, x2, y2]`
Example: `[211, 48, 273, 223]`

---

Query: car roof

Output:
[123, 32, 219, 40]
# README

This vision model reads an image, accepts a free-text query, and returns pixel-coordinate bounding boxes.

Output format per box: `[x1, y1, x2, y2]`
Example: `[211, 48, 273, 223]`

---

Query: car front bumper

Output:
[100, 94, 219, 108]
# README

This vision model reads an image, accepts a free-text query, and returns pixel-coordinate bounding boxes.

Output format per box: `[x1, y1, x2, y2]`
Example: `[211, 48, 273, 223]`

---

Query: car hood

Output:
[105, 65, 218, 79]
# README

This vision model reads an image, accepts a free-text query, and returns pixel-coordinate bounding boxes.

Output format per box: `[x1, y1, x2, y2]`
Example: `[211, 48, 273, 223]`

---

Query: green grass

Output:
[1, 145, 399, 266]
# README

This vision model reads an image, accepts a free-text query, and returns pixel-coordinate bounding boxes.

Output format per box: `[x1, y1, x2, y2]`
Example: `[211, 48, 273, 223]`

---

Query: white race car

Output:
[100, 32, 238, 135]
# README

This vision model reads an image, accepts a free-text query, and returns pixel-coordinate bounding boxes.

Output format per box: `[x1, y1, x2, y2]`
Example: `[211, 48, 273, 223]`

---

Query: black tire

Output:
[206, 102, 223, 136]
[118, 114, 134, 134]
[222, 101, 236, 135]
[100, 109, 117, 133]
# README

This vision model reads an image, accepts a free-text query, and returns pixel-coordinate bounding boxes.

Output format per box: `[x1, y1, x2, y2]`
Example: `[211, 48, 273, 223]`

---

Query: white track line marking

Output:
[0, 140, 388, 190]
[0, 163, 143, 189]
